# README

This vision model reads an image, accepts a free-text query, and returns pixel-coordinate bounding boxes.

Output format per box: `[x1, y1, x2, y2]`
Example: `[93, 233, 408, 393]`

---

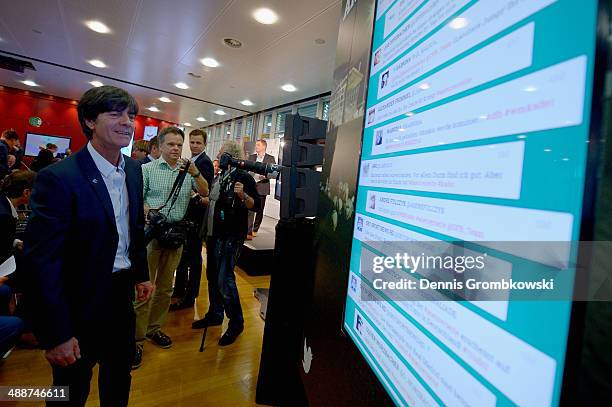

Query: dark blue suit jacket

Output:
[23, 147, 148, 349]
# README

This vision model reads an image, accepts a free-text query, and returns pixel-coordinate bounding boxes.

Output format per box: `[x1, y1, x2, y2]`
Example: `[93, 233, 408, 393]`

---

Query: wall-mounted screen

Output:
[24, 133, 71, 157]
[343, 0, 600, 406]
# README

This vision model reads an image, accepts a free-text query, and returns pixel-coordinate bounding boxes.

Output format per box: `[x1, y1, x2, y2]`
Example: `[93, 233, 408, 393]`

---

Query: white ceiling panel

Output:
[0, 0, 341, 125]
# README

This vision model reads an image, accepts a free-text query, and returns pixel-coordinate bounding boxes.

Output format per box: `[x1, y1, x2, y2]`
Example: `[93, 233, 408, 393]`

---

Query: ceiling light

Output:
[240, 100, 254, 106]
[253, 8, 279, 24]
[281, 84, 297, 92]
[88, 59, 106, 68]
[214, 109, 227, 115]
[159, 96, 172, 103]
[523, 85, 538, 92]
[544, 148, 552, 152]
[22, 80, 38, 87]
[196, 117, 207, 122]
[561, 157, 570, 161]
[406, 112, 414, 117]
[200, 57, 220, 68]
[85, 21, 110, 34]
[418, 83, 430, 90]
[517, 135, 527, 139]
[147, 106, 160, 112]
[448, 17, 468, 29]
[175, 82, 189, 89]
[89, 80, 104, 87]
[183, 122, 192, 127]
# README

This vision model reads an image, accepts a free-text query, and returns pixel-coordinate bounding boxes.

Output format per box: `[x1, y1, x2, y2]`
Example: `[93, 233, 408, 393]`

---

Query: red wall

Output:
[0, 86, 176, 156]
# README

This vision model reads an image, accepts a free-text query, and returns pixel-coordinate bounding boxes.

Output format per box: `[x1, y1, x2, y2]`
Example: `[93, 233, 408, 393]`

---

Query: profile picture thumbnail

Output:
[375, 129, 383, 146]
[356, 216, 364, 232]
[380, 70, 389, 89]
[362, 162, 370, 176]
[369, 194, 376, 210]
[374, 50, 382, 66]
[356, 314, 364, 334]
[367, 108, 376, 124]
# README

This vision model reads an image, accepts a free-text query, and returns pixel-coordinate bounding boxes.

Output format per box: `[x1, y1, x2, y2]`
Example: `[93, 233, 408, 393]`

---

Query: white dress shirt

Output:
[87, 143, 131, 272]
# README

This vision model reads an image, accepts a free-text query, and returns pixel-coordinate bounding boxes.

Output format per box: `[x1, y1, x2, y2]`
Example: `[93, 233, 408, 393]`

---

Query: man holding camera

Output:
[192, 141, 259, 346]
[134, 126, 208, 368]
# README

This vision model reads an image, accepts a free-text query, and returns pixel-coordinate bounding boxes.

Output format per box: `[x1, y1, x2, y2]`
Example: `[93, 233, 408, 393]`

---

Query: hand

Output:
[136, 281, 154, 301]
[14, 239, 23, 251]
[179, 158, 199, 176]
[0, 276, 8, 287]
[234, 182, 245, 200]
[144, 205, 150, 220]
[201, 196, 209, 206]
[45, 337, 81, 367]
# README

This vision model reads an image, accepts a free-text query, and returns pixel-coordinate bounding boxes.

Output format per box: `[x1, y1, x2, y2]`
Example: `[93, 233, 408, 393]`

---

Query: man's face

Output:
[87, 108, 135, 150]
[213, 160, 220, 175]
[256, 141, 266, 155]
[190, 135, 205, 156]
[3, 138, 17, 149]
[7, 154, 16, 167]
[132, 148, 147, 160]
[160, 133, 183, 163]
[150, 144, 161, 159]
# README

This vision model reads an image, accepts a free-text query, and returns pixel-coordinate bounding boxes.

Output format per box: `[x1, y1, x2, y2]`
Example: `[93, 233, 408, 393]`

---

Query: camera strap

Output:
[156, 166, 189, 216]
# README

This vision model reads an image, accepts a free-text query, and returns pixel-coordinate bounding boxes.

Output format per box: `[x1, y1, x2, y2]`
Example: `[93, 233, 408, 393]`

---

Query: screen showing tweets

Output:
[344, 1, 599, 405]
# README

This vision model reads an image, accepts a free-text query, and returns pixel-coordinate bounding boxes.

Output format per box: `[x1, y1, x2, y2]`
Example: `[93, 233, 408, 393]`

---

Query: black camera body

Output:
[144, 209, 193, 249]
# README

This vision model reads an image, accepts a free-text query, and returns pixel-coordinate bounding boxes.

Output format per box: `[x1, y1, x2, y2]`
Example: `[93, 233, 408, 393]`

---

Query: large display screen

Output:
[24, 133, 71, 157]
[343, 0, 599, 406]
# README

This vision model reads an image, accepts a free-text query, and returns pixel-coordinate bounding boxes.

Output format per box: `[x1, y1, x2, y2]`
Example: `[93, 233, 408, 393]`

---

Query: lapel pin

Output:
[92, 178, 98, 184]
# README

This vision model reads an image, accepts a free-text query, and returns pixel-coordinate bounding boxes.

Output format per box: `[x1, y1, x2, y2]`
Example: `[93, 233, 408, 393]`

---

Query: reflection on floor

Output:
[0, 267, 271, 407]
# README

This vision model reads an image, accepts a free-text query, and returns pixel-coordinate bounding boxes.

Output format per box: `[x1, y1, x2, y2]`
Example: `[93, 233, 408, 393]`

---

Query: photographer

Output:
[134, 126, 208, 368]
[192, 141, 259, 346]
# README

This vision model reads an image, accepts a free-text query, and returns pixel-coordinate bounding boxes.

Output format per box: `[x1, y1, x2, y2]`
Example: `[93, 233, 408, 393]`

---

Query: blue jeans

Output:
[0, 285, 23, 356]
[205, 237, 244, 328]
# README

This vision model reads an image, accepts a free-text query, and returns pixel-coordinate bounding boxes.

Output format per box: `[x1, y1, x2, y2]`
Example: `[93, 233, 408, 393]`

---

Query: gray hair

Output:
[219, 140, 245, 159]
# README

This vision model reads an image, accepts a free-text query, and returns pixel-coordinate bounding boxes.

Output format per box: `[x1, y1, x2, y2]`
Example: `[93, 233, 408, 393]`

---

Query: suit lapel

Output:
[76, 148, 115, 226]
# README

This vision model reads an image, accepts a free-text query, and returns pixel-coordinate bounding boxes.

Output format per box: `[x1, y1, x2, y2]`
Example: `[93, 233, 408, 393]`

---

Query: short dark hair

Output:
[189, 129, 207, 144]
[2, 170, 36, 199]
[149, 135, 159, 149]
[1, 129, 19, 140]
[77, 86, 139, 140]
[257, 139, 268, 147]
[158, 126, 184, 145]
[46, 143, 58, 149]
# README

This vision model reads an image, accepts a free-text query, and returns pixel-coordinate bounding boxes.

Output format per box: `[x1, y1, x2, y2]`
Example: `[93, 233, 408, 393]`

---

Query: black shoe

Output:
[132, 344, 143, 370]
[169, 299, 194, 311]
[146, 331, 172, 348]
[191, 315, 223, 329]
[218, 325, 244, 346]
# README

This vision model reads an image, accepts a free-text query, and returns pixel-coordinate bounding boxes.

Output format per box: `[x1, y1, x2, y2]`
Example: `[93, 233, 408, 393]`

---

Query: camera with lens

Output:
[218, 152, 281, 207]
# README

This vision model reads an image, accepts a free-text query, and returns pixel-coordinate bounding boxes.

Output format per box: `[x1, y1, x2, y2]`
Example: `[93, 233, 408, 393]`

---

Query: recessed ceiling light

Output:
[200, 57, 220, 68]
[214, 109, 227, 115]
[147, 106, 160, 112]
[448, 17, 468, 29]
[174, 82, 189, 89]
[523, 85, 538, 92]
[89, 80, 104, 87]
[418, 83, 430, 90]
[544, 148, 552, 152]
[561, 157, 570, 161]
[22, 80, 38, 87]
[517, 135, 527, 139]
[406, 112, 414, 117]
[159, 96, 172, 103]
[253, 8, 279, 24]
[196, 117, 207, 122]
[88, 59, 106, 68]
[85, 21, 110, 34]
[240, 100, 254, 106]
[183, 122, 192, 127]
[281, 84, 297, 92]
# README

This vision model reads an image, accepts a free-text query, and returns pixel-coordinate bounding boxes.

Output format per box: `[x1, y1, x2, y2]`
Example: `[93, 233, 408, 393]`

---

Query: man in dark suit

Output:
[247, 139, 276, 238]
[0, 130, 20, 180]
[171, 128, 214, 310]
[23, 86, 153, 407]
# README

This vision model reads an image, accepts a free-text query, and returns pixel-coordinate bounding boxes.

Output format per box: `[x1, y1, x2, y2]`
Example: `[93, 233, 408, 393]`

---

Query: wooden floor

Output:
[0, 266, 271, 406]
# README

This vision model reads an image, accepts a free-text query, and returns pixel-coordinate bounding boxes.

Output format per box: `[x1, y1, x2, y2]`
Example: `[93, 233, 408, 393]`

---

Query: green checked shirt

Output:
[142, 157, 197, 223]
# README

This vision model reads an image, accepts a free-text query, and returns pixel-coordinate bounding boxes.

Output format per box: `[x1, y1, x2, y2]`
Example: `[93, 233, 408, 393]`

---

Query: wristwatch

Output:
[192, 171, 201, 178]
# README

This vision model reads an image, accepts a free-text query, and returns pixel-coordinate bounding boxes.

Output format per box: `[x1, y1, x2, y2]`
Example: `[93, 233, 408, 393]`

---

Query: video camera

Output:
[218, 152, 282, 207]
